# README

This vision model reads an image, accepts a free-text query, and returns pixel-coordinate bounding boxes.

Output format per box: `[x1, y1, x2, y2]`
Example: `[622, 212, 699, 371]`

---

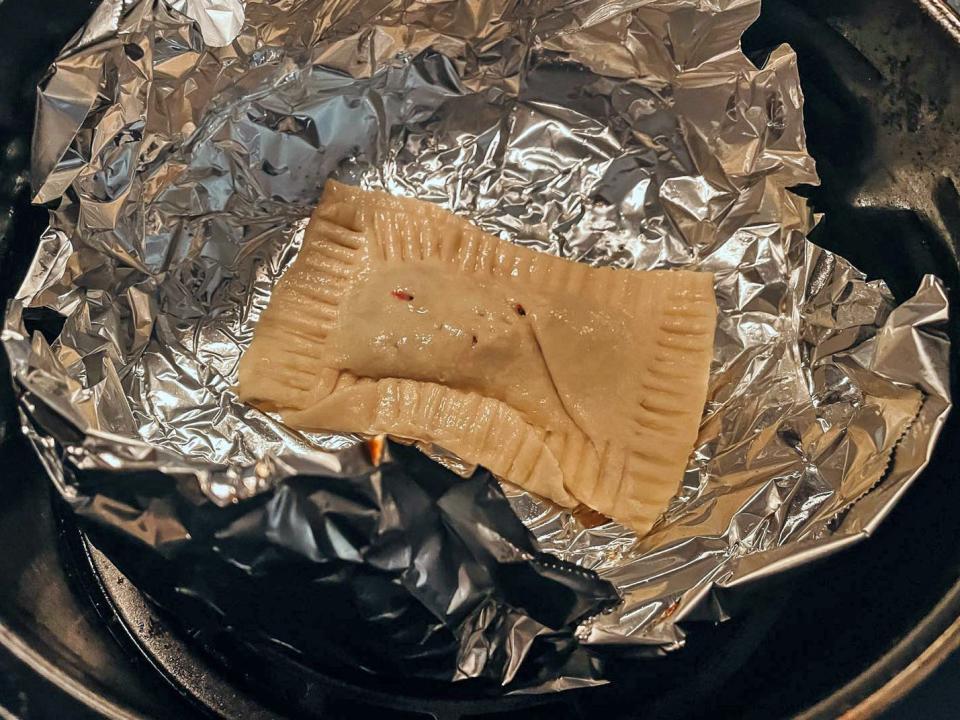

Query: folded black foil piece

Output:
[66, 439, 619, 685]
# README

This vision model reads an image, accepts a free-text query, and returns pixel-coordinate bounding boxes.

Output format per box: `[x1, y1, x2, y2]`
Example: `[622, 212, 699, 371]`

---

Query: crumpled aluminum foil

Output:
[5, 0, 952, 672]
[69, 439, 620, 686]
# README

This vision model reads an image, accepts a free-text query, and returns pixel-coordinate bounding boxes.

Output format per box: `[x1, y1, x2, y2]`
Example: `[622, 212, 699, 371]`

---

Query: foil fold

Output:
[68, 439, 621, 685]
[4, 0, 952, 682]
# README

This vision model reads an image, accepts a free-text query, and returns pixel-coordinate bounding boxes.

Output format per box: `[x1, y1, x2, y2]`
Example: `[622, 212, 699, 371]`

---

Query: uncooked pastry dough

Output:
[237, 181, 717, 535]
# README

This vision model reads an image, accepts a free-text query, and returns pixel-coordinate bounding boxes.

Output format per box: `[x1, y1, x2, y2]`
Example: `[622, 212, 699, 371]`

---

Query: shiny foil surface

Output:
[71, 439, 621, 686]
[4, 0, 952, 670]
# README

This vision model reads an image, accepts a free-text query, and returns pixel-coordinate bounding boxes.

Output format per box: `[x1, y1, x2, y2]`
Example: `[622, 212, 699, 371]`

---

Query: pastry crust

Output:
[237, 181, 717, 534]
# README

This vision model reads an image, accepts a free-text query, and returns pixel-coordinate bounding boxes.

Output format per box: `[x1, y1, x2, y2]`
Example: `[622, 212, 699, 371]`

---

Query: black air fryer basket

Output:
[1, 0, 960, 718]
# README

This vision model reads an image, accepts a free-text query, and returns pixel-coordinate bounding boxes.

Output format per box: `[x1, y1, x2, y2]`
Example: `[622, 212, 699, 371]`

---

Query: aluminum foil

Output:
[68, 439, 620, 685]
[4, 0, 953, 672]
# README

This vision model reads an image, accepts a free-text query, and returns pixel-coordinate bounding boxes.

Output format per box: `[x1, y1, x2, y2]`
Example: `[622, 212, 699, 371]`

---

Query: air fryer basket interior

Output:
[0, 0, 958, 718]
